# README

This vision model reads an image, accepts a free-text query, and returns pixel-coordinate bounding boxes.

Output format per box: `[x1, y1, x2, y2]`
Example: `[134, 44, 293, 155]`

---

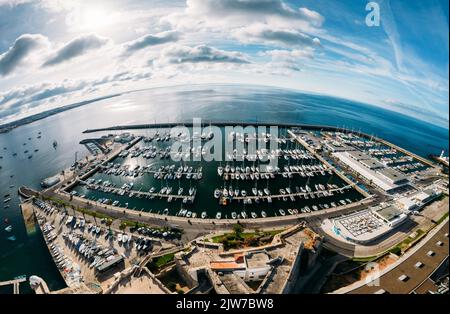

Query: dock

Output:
[81, 183, 196, 201]
[0, 277, 26, 294]
[288, 130, 371, 198]
[20, 201, 37, 235]
[227, 183, 355, 201]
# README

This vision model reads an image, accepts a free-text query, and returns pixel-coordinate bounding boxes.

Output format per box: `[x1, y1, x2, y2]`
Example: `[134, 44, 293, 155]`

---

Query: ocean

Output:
[0, 84, 448, 293]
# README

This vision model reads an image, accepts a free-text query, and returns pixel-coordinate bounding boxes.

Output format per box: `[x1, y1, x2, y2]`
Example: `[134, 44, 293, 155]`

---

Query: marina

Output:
[66, 126, 366, 219]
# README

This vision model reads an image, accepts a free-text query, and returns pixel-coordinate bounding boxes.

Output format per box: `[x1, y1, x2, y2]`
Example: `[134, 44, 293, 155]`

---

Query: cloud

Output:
[0, 69, 151, 121]
[234, 24, 321, 48]
[161, 44, 249, 64]
[0, 33, 49, 76]
[259, 49, 315, 60]
[122, 31, 180, 56]
[164, 0, 324, 34]
[42, 34, 109, 67]
[185, 0, 323, 26]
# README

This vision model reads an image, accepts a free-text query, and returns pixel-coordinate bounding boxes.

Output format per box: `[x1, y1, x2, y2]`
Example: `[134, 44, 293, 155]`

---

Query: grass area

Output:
[211, 229, 283, 250]
[352, 254, 385, 263]
[389, 228, 426, 255]
[435, 211, 449, 225]
[147, 253, 175, 272]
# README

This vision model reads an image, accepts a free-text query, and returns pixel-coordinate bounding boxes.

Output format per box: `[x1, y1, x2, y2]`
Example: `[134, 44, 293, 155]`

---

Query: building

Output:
[332, 150, 410, 193]
[396, 189, 442, 211]
[210, 251, 272, 282]
[377, 168, 408, 185]
[372, 205, 408, 228]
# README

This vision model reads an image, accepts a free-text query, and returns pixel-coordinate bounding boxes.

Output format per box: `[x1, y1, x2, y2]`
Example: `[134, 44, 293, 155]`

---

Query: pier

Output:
[80, 182, 196, 201]
[0, 277, 26, 294]
[226, 183, 356, 201]
[288, 130, 371, 198]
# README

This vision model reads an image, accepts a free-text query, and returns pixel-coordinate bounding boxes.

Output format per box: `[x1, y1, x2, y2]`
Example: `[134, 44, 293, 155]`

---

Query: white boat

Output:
[251, 212, 257, 219]
[241, 211, 247, 219]
[261, 211, 267, 218]
[215, 212, 222, 219]
[279, 209, 286, 216]
[214, 189, 221, 198]
[201, 212, 207, 219]
[231, 212, 237, 219]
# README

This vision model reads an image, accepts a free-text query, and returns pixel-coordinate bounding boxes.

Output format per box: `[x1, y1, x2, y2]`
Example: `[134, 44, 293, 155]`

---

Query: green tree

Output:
[233, 223, 244, 238]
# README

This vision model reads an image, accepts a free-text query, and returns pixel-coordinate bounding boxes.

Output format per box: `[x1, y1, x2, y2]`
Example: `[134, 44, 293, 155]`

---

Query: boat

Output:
[178, 188, 183, 195]
[201, 211, 207, 219]
[261, 211, 267, 218]
[3, 198, 11, 203]
[231, 212, 237, 219]
[215, 212, 222, 219]
[241, 211, 247, 219]
[118, 234, 123, 243]
[7, 236, 16, 241]
[214, 189, 221, 198]
[251, 212, 257, 219]
[279, 209, 286, 216]
[5, 225, 12, 232]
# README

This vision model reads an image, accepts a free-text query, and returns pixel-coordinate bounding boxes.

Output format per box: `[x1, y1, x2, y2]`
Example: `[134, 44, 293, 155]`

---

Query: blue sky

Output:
[0, 0, 448, 128]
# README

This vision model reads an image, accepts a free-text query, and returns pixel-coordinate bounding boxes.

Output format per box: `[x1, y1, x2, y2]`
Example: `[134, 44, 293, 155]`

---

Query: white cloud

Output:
[160, 44, 250, 65]
[0, 34, 49, 76]
[233, 23, 321, 48]
[122, 31, 180, 57]
[42, 33, 110, 67]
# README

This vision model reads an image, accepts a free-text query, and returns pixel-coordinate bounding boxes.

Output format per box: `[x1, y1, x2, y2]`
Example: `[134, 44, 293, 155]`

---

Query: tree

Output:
[233, 223, 244, 238]
[92, 211, 98, 225]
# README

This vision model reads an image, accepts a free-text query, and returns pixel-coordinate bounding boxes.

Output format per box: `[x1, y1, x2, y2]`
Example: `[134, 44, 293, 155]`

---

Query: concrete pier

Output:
[0, 277, 26, 294]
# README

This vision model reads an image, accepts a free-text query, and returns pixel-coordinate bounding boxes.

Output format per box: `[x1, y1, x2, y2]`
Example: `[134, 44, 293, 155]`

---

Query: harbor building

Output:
[333, 150, 410, 193]
[323, 204, 408, 244]
[396, 188, 443, 211]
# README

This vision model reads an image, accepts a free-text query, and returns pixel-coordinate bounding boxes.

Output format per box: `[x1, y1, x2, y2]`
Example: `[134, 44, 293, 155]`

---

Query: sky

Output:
[0, 0, 448, 128]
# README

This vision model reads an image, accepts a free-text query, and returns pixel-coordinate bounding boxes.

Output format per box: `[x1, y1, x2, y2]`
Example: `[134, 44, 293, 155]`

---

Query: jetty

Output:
[0, 277, 26, 294]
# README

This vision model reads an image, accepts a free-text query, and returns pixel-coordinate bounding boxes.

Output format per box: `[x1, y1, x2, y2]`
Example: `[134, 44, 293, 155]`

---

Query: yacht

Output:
[231, 212, 237, 219]
[251, 212, 257, 219]
[201, 212, 207, 219]
[240, 211, 247, 219]
[279, 209, 286, 216]
[215, 212, 222, 219]
[214, 189, 221, 198]
[261, 211, 267, 218]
